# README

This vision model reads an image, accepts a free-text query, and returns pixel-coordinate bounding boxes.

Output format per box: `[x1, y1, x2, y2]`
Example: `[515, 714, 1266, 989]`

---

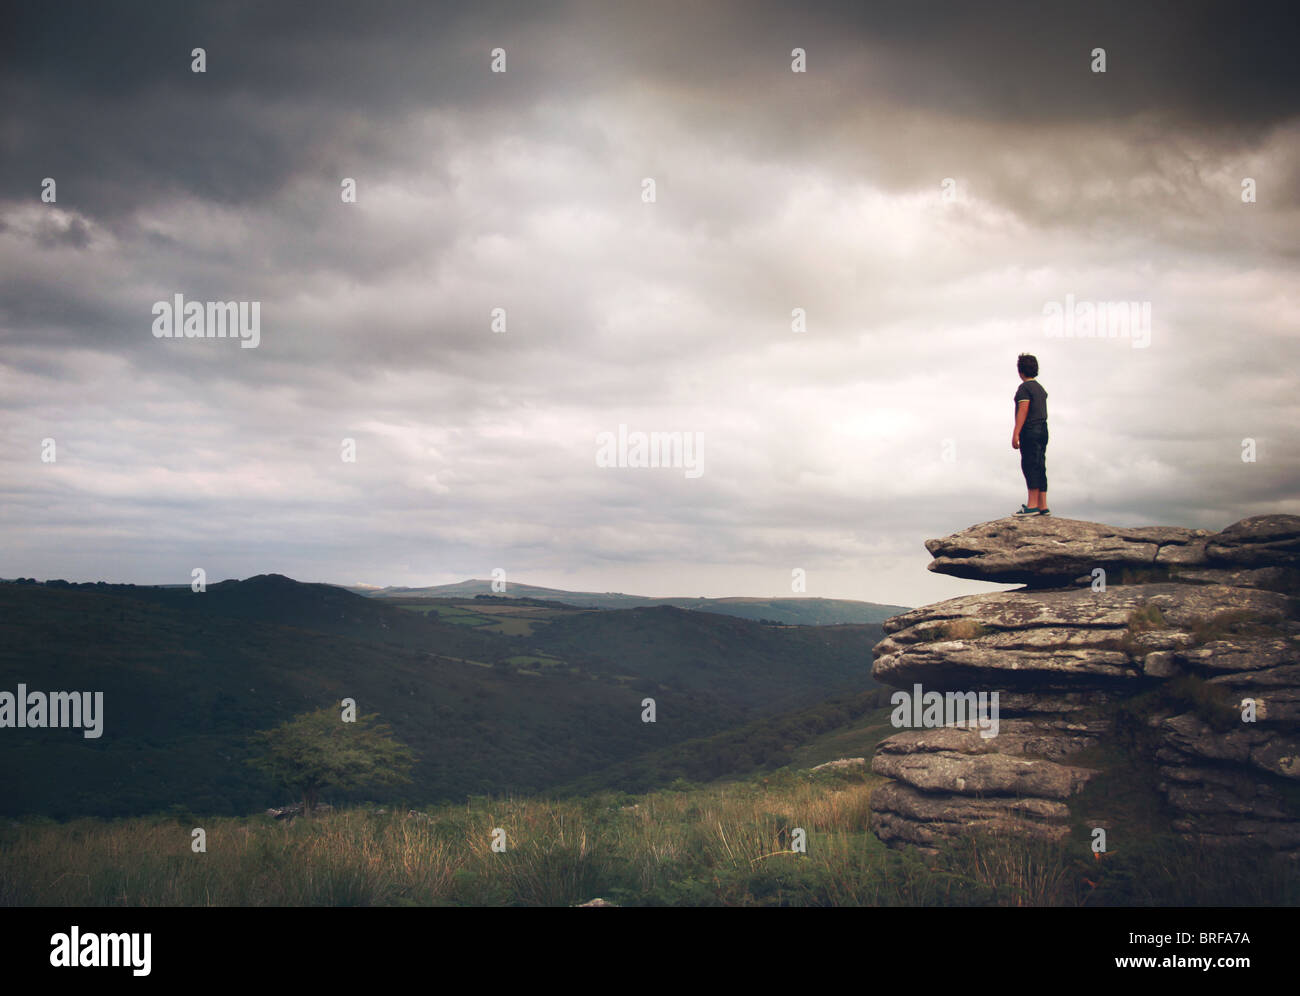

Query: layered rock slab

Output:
[868, 513, 1300, 854]
[923, 513, 1300, 588]
[872, 782, 1073, 850]
[874, 583, 1291, 687]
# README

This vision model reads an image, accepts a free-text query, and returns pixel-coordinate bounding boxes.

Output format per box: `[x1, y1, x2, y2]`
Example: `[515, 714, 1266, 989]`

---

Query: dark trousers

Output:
[1020, 422, 1048, 492]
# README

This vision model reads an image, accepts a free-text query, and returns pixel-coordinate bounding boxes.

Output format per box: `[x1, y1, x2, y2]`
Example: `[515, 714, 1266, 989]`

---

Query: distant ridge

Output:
[342, 579, 910, 626]
[0, 573, 884, 817]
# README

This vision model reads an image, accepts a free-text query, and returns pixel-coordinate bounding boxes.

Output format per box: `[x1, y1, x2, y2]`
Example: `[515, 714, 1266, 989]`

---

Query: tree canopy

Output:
[247, 706, 416, 813]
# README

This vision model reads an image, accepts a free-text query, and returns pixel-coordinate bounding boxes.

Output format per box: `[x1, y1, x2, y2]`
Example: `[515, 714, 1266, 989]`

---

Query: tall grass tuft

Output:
[2, 774, 1295, 906]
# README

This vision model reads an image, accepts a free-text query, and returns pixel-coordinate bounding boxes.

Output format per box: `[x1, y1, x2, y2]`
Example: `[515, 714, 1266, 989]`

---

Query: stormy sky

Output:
[2, 0, 1297, 608]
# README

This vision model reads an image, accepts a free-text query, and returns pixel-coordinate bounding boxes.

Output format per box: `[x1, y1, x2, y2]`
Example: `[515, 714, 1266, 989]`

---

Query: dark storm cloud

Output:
[4, 0, 1296, 221]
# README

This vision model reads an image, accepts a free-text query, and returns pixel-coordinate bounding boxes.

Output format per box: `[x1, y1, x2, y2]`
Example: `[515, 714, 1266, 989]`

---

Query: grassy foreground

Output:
[3, 769, 1296, 906]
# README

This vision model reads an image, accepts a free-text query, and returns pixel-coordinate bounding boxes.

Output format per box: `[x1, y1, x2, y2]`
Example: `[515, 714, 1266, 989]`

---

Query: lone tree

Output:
[246, 706, 416, 815]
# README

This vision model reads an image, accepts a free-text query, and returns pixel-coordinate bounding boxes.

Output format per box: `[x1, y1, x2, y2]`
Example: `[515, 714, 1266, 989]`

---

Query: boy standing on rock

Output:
[1012, 353, 1050, 516]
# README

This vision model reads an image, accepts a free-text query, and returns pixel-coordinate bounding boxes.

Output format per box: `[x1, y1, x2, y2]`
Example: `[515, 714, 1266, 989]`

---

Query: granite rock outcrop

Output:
[870, 514, 1300, 855]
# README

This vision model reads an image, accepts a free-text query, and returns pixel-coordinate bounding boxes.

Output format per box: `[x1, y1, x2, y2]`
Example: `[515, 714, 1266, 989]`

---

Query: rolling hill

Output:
[0, 577, 883, 818]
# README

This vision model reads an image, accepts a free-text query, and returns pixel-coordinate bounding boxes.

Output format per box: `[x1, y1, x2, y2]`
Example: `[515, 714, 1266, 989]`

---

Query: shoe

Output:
[1014, 505, 1038, 515]
[1038, 507, 1051, 516]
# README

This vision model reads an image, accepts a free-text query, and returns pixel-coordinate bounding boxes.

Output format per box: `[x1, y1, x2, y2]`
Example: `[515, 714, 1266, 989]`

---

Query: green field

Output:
[392, 599, 574, 637]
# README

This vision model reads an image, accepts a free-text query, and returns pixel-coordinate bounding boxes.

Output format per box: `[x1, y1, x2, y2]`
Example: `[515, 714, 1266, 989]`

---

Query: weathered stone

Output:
[1142, 651, 1181, 677]
[1173, 566, 1298, 592]
[1206, 669, 1300, 722]
[871, 512, 1300, 856]
[874, 642, 1136, 687]
[875, 584, 1291, 687]
[881, 588, 1136, 637]
[874, 719, 1101, 761]
[924, 516, 1211, 586]
[1177, 637, 1298, 674]
[995, 690, 1121, 714]
[872, 738, 1096, 798]
[870, 781, 1072, 847]
[1206, 515, 1300, 569]
[925, 514, 1300, 586]
[1251, 739, 1300, 780]
[1170, 814, 1300, 851]
[882, 584, 1288, 641]
[1156, 539, 1213, 567]
[1159, 713, 1300, 779]
[1158, 765, 1291, 818]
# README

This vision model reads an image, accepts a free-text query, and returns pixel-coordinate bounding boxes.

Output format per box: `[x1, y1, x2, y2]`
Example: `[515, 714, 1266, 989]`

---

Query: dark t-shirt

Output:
[1014, 379, 1048, 425]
